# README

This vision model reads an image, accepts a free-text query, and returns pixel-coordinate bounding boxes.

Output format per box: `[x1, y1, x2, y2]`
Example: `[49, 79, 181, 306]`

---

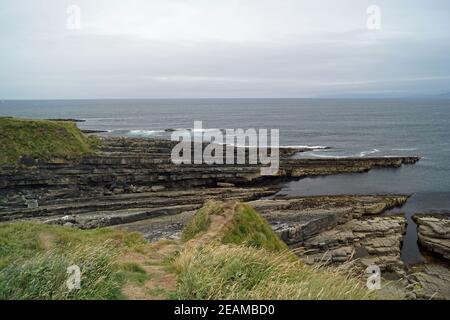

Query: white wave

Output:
[211, 143, 328, 150]
[306, 153, 351, 159]
[359, 149, 380, 157]
[280, 145, 329, 150]
[189, 128, 224, 133]
[392, 148, 418, 151]
[127, 130, 165, 137]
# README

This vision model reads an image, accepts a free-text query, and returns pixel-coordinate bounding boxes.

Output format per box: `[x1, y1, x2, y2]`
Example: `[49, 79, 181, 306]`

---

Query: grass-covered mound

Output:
[0, 222, 149, 300]
[0, 117, 96, 166]
[181, 201, 287, 251]
[174, 200, 377, 300]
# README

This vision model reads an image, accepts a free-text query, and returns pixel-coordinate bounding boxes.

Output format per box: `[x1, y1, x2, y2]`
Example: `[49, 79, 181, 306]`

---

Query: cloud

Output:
[0, 0, 449, 98]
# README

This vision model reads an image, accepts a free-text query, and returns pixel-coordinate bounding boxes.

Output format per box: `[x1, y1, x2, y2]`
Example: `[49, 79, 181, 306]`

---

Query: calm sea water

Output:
[1, 98, 450, 264]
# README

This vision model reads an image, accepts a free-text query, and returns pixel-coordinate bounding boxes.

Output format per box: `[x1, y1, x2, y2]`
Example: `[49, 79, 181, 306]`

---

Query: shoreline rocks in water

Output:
[414, 214, 450, 262]
[0, 137, 420, 192]
[45, 118, 86, 122]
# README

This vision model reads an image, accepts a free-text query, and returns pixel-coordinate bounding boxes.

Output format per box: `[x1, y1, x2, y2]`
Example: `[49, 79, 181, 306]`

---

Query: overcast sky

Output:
[1, 0, 449, 99]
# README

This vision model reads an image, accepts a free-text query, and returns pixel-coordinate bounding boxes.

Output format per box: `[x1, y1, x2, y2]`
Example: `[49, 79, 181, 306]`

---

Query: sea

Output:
[1, 98, 450, 264]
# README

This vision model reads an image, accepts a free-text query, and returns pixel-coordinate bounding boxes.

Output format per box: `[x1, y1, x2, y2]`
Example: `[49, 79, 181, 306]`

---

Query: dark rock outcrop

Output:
[0, 137, 419, 194]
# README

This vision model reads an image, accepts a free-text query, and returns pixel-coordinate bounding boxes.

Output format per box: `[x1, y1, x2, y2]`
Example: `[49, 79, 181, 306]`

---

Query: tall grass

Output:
[0, 222, 148, 300]
[172, 244, 377, 300]
[181, 204, 212, 242]
[0, 243, 122, 300]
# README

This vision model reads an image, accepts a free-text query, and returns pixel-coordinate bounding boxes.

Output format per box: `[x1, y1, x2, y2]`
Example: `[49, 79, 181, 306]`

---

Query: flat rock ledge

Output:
[407, 264, 450, 300]
[0, 137, 420, 194]
[249, 195, 408, 274]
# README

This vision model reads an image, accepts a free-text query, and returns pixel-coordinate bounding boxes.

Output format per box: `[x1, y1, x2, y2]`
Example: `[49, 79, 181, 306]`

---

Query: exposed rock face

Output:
[407, 264, 450, 300]
[279, 157, 420, 178]
[300, 216, 406, 273]
[249, 195, 408, 246]
[0, 187, 276, 228]
[414, 214, 450, 262]
[0, 137, 419, 195]
[247, 195, 408, 273]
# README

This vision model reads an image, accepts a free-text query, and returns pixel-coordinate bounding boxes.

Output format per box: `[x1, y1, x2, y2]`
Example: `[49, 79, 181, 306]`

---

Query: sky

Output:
[0, 0, 449, 99]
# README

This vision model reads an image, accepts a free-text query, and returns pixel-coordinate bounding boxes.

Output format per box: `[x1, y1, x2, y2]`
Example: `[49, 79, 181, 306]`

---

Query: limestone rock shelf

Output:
[0, 137, 419, 193]
[0, 187, 277, 226]
[249, 195, 408, 273]
[414, 213, 450, 262]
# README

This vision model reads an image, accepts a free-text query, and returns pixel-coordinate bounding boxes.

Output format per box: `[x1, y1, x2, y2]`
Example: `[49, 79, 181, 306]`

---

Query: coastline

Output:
[0, 120, 448, 299]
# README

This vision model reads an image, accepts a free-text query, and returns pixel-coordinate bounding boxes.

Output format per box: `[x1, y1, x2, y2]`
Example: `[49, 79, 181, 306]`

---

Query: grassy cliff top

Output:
[0, 117, 96, 166]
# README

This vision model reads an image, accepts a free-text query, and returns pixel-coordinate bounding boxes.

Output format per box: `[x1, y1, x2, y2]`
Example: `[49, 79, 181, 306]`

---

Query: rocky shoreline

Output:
[1, 136, 449, 299]
[414, 214, 450, 262]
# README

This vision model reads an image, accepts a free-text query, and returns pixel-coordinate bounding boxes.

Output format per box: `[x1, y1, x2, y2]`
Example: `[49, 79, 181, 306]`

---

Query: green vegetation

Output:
[172, 244, 375, 300]
[0, 202, 382, 300]
[0, 117, 96, 166]
[221, 203, 287, 251]
[181, 203, 212, 242]
[120, 262, 151, 285]
[0, 222, 147, 300]
[181, 201, 287, 251]
[173, 201, 375, 300]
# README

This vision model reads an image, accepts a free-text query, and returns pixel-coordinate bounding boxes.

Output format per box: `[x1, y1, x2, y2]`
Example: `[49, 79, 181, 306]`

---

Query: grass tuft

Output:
[221, 203, 287, 251]
[181, 204, 212, 242]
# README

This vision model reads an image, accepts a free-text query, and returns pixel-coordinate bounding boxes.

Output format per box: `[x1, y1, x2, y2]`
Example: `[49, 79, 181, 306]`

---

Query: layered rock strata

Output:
[0, 137, 419, 195]
[414, 214, 450, 262]
[248, 195, 408, 273]
[0, 136, 422, 290]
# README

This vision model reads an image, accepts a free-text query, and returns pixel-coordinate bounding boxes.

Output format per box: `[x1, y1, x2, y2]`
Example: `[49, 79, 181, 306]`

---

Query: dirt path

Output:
[185, 201, 237, 248]
[121, 201, 237, 300]
[121, 240, 181, 300]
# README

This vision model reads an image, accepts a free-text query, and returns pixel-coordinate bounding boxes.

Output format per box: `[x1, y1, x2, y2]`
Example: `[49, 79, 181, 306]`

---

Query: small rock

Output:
[26, 199, 39, 209]
[217, 182, 235, 188]
[113, 188, 124, 194]
[151, 186, 166, 192]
